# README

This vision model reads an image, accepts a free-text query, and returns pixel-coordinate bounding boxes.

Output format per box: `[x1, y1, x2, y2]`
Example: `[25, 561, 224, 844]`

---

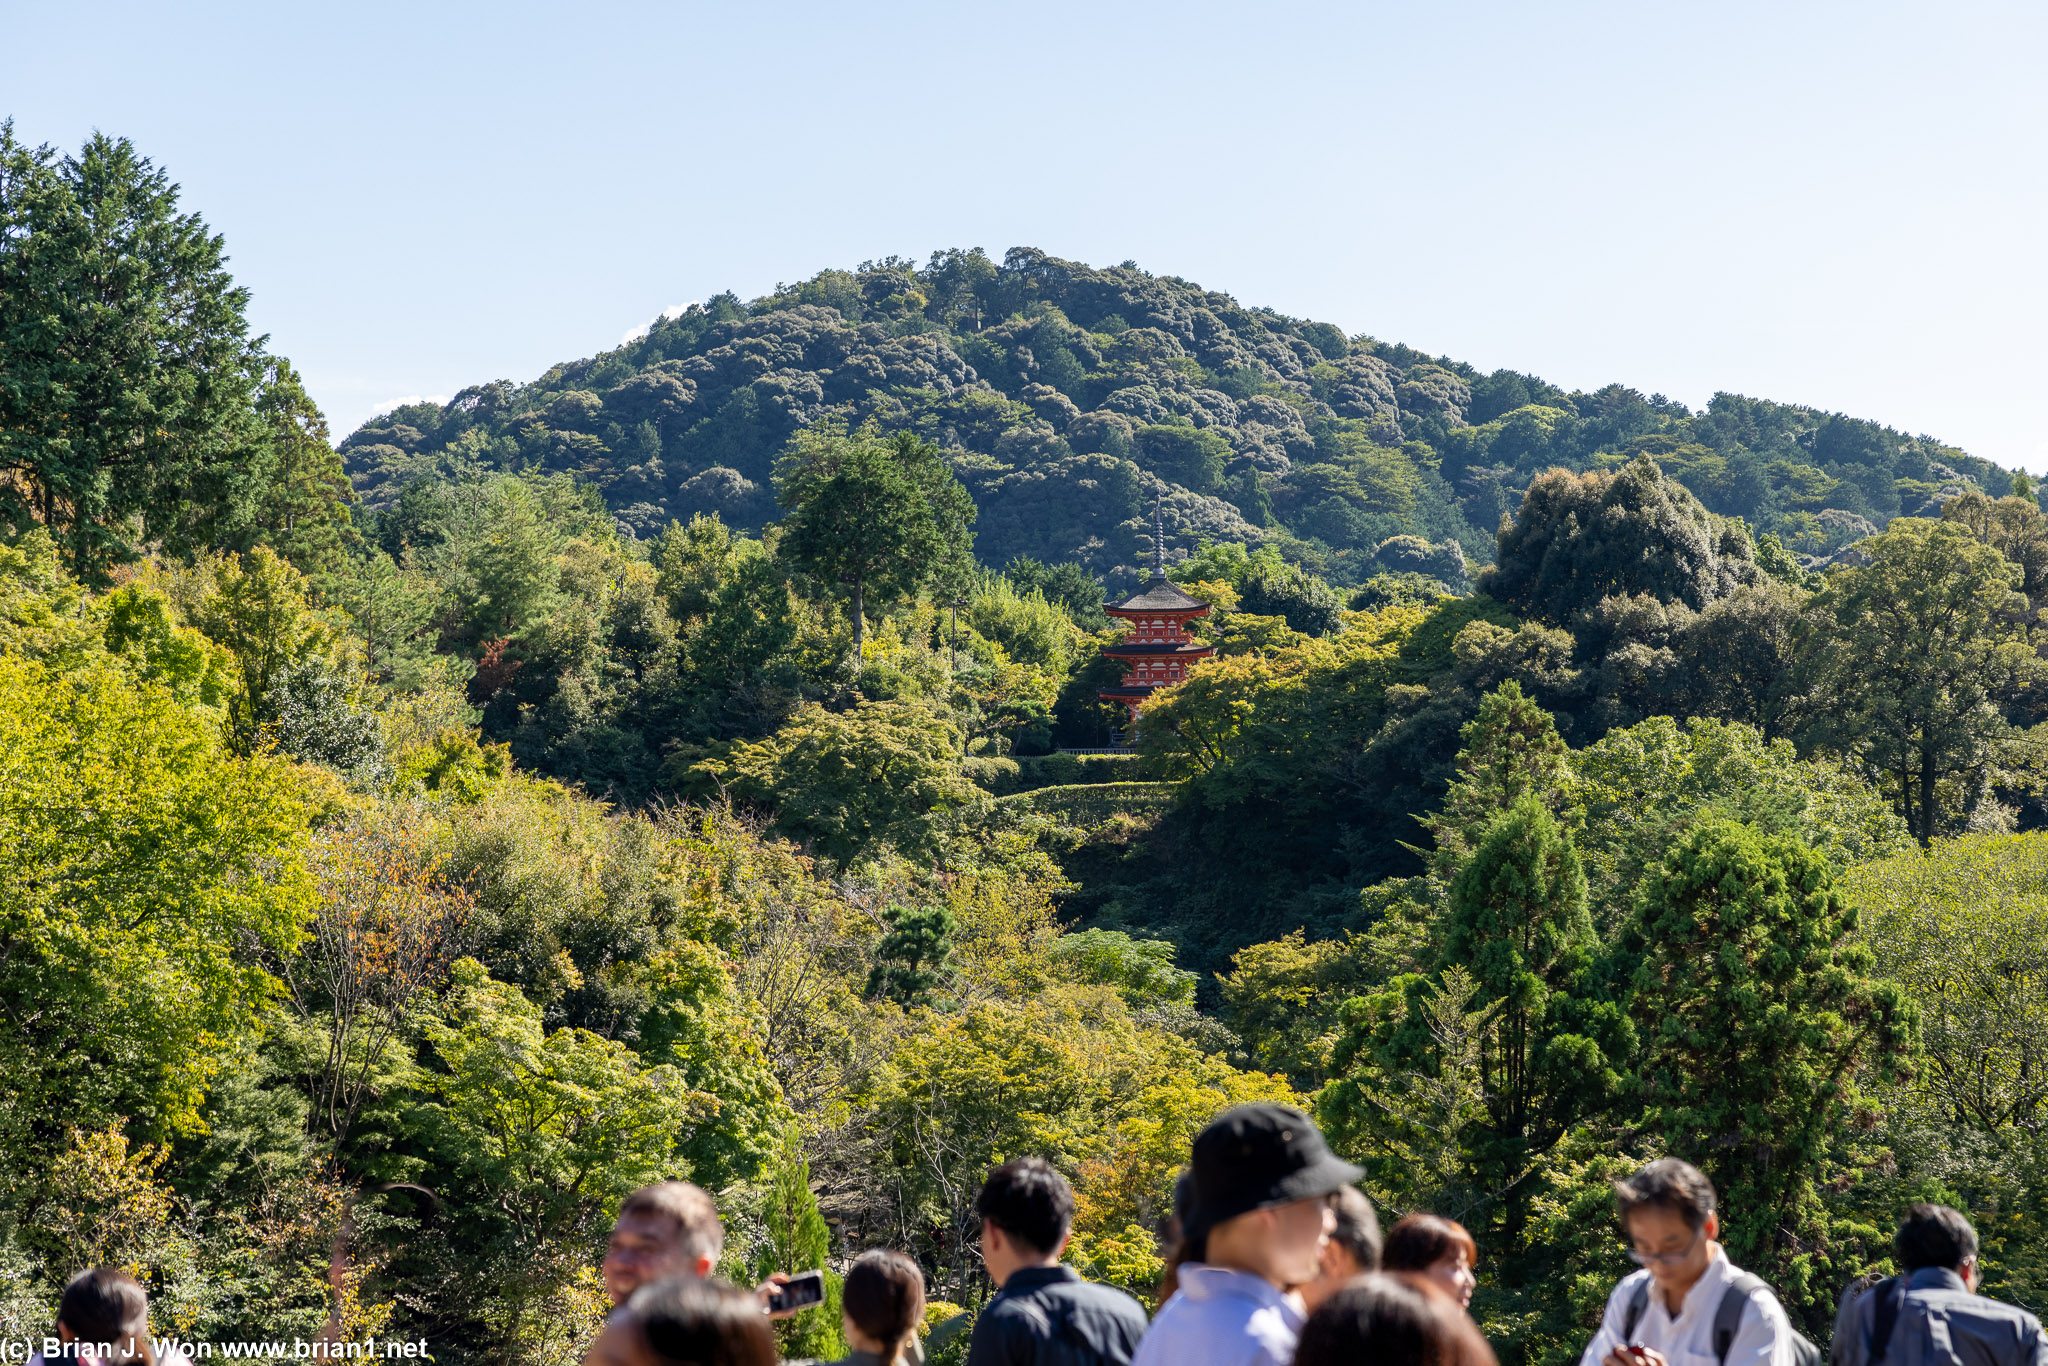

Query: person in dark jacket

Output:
[1830, 1204, 2048, 1366]
[967, 1157, 1149, 1366]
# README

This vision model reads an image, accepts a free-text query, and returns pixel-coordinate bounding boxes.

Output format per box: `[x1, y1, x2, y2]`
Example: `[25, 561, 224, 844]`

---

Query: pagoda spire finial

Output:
[1152, 492, 1166, 579]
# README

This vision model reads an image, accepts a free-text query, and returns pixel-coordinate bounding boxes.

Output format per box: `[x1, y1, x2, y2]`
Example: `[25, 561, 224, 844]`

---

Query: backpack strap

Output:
[1624, 1280, 1651, 1343]
[1871, 1276, 1903, 1364]
[1715, 1276, 1757, 1365]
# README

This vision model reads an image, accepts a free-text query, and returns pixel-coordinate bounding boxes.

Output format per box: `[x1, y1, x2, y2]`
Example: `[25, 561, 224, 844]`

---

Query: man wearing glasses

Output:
[1579, 1159, 1809, 1366]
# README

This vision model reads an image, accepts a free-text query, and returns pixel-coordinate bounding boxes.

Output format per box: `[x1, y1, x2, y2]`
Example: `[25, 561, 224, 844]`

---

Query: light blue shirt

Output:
[1135, 1265, 1306, 1366]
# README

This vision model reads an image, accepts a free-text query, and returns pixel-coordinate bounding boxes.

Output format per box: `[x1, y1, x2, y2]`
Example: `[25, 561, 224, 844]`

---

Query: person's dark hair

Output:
[1381, 1213, 1472, 1275]
[625, 1276, 778, 1366]
[1330, 1188, 1383, 1271]
[1294, 1272, 1497, 1366]
[620, 1181, 726, 1262]
[1156, 1226, 1207, 1304]
[975, 1157, 1074, 1256]
[1895, 1204, 1978, 1272]
[58, 1268, 156, 1366]
[1156, 1169, 1204, 1304]
[843, 1250, 926, 1365]
[1614, 1158, 1717, 1232]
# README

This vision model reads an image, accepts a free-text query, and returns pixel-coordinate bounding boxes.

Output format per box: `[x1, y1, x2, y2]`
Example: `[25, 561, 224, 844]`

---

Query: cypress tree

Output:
[1441, 796, 1623, 1244]
[1626, 820, 1918, 1324]
[1419, 681, 1572, 872]
[757, 1133, 843, 1360]
[0, 126, 270, 582]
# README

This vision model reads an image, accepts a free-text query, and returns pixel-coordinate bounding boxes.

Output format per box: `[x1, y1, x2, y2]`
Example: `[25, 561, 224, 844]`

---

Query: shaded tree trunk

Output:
[850, 578, 865, 661]
[1919, 740, 1938, 847]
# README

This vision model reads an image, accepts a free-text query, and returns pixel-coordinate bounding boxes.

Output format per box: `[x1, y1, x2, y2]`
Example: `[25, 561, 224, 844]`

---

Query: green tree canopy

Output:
[1797, 517, 2045, 843]
[1419, 681, 1572, 871]
[1569, 714, 1911, 917]
[0, 126, 268, 581]
[1481, 456, 1760, 625]
[1048, 928, 1197, 1011]
[1845, 834, 2048, 1136]
[1624, 820, 1918, 1322]
[1942, 489, 2048, 610]
[695, 700, 982, 867]
[418, 957, 709, 1350]
[0, 651, 315, 1158]
[1320, 798, 1626, 1259]
[775, 425, 975, 657]
[1437, 798, 1622, 1239]
[1002, 555, 1110, 630]
[242, 356, 356, 575]
[188, 545, 339, 756]
[1239, 560, 1344, 637]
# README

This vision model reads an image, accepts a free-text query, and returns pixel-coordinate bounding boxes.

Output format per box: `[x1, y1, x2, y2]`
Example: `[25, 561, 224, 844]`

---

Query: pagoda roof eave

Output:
[1104, 575, 1210, 614]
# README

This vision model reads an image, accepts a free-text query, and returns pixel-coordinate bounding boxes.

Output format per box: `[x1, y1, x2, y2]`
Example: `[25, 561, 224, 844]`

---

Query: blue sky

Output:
[9, 1, 2047, 469]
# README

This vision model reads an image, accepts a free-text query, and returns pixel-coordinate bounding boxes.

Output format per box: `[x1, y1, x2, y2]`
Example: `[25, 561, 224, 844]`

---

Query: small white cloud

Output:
[620, 301, 698, 347]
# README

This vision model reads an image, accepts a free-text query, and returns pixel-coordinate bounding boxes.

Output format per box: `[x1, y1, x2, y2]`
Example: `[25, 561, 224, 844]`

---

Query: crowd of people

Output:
[40, 1104, 2048, 1366]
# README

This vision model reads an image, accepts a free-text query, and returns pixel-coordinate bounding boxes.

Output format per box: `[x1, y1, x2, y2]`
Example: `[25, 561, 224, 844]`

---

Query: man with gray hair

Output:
[1830, 1204, 2047, 1366]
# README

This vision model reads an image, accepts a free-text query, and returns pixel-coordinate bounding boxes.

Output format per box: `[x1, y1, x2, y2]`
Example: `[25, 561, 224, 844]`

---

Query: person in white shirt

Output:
[1134, 1103, 1366, 1366]
[1581, 1159, 1797, 1366]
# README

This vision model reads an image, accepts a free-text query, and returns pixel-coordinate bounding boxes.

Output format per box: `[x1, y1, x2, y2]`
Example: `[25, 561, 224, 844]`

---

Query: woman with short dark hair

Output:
[1382, 1214, 1478, 1309]
[29, 1268, 190, 1366]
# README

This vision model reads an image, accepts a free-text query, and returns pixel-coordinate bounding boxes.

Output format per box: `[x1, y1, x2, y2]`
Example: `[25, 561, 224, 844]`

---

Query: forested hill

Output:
[341, 246, 2017, 590]
[23, 128, 2048, 1357]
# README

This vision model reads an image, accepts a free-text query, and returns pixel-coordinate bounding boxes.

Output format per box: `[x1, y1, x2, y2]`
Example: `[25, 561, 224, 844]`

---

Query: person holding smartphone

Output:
[602, 1179, 811, 1320]
[1579, 1159, 1799, 1366]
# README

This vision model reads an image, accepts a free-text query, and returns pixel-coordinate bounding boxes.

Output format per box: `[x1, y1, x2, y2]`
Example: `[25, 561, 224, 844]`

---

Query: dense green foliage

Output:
[0, 125, 353, 582]
[334, 248, 2018, 597]
[13, 128, 2048, 1366]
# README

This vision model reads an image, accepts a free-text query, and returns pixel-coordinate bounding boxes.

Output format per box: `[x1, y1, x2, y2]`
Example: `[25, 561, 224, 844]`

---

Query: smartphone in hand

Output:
[768, 1269, 826, 1314]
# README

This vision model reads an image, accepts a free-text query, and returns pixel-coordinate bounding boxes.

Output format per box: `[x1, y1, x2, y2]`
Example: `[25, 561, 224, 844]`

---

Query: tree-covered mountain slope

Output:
[341, 247, 2018, 591]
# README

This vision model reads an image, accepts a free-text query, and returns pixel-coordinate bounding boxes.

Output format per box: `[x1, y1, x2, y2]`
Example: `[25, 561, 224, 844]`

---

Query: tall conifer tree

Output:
[0, 125, 268, 581]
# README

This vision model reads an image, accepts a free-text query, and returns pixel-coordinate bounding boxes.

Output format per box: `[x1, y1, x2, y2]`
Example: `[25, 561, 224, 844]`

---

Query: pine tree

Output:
[864, 904, 958, 1008]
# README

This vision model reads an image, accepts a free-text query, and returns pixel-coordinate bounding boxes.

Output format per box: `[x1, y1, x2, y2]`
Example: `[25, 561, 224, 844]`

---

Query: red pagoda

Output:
[1098, 502, 1215, 738]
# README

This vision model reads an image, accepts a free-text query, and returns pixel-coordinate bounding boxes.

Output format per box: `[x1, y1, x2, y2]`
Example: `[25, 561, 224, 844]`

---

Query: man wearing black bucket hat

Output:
[1133, 1104, 1364, 1366]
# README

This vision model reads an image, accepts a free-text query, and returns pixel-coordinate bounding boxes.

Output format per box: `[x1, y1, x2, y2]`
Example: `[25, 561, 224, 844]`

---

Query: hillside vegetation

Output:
[11, 125, 2048, 1366]
[340, 248, 2015, 592]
